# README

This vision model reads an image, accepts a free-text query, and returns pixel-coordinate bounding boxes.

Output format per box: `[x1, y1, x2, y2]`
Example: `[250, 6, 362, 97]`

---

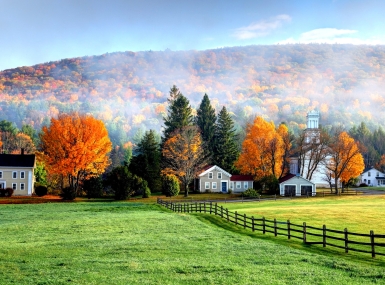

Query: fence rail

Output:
[157, 198, 384, 258]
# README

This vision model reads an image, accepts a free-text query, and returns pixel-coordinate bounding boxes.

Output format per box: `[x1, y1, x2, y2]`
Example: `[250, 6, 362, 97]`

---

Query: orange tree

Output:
[162, 126, 207, 197]
[40, 113, 112, 195]
[235, 116, 286, 180]
[325, 131, 364, 194]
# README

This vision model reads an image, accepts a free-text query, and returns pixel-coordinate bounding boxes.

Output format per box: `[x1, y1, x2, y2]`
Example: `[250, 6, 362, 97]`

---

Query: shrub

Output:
[0, 188, 14, 197]
[227, 188, 233, 194]
[359, 183, 368, 187]
[35, 185, 48, 197]
[162, 174, 180, 197]
[60, 186, 76, 200]
[83, 176, 104, 198]
[143, 186, 151, 198]
[242, 188, 258, 198]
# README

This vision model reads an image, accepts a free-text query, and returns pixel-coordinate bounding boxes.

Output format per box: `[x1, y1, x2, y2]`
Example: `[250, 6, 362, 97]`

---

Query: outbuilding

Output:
[279, 174, 316, 196]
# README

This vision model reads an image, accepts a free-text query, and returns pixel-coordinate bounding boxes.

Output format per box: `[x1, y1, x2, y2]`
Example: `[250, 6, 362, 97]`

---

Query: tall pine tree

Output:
[162, 85, 193, 145]
[196, 94, 216, 163]
[214, 106, 239, 173]
[130, 130, 161, 193]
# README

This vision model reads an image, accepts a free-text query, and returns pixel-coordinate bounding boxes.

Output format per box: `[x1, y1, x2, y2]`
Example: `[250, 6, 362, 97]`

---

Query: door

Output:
[301, 185, 312, 196]
[221, 182, 227, 193]
[284, 185, 296, 196]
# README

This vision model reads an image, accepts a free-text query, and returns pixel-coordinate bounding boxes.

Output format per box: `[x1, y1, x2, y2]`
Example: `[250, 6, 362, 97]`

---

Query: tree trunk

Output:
[334, 177, 339, 195]
[184, 183, 188, 197]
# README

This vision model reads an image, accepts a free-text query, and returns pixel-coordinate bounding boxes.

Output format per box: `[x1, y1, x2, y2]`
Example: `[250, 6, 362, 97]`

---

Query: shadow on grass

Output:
[191, 212, 385, 267]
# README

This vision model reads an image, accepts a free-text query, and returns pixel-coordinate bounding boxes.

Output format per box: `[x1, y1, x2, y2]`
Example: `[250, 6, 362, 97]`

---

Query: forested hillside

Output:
[1, 44, 385, 145]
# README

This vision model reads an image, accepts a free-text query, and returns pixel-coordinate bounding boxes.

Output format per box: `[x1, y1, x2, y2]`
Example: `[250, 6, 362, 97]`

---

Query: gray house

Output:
[279, 174, 316, 196]
[0, 153, 36, 196]
[198, 165, 253, 193]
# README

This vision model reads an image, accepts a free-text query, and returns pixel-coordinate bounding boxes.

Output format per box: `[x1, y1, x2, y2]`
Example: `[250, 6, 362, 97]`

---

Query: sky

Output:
[1, 0, 385, 71]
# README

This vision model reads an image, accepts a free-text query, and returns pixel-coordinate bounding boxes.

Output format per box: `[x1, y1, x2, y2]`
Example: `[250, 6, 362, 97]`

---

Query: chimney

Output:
[21, 148, 24, 155]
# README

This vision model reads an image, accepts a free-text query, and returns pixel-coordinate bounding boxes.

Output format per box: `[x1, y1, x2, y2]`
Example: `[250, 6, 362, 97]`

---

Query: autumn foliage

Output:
[235, 116, 289, 180]
[40, 113, 112, 194]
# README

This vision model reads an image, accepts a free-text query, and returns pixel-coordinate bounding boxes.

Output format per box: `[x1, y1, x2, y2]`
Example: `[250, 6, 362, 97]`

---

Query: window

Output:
[12, 172, 17, 179]
[12, 183, 17, 190]
[208, 172, 213, 179]
[368, 180, 371, 185]
[230, 182, 233, 189]
[20, 183, 25, 191]
[368, 172, 371, 177]
[244, 182, 248, 189]
[205, 182, 210, 189]
[377, 172, 379, 177]
[364, 179, 367, 182]
[236, 182, 241, 189]
[217, 172, 222, 179]
[20, 171, 25, 179]
[0, 171, 2, 179]
[212, 182, 217, 189]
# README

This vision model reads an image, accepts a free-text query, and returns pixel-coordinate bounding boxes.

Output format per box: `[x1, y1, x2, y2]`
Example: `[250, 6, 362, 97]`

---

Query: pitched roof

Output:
[278, 173, 315, 185]
[230, 175, 253, 181]
[198, 165, 232, 177]
[0, 154, 36, 167]
[278, 174, 296, 183]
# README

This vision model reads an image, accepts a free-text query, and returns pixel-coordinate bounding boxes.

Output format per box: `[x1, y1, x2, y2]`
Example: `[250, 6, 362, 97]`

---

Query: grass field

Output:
[220, 195, 385, 234]
[1, 202, 385, 284]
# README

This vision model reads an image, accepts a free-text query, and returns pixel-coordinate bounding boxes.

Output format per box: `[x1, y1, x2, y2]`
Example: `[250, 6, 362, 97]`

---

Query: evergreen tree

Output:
[196, 93, 216, 163]
[130, 130, 161, 193]
[162, 85, 193, 144]
[214, 106, 239, 173]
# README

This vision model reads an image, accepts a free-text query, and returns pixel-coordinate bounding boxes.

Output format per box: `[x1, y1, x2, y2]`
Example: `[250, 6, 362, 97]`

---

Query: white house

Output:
[359, 167, 385, 186]
[0, 152, 36, 196]
[198, 165, 253, 193]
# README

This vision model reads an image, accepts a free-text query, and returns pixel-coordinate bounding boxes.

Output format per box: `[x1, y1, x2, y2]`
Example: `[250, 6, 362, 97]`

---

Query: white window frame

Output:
[20, 171, 25, 179]
[244, 182, 248, 189]
[217, 172, 222, 179]
[208, 172, 213, 179]
[12, 171, 17, 179]
[205, 182, 210, 189]
[20, 183, 25, 191]
[0, 171, 2, 179]
[368, 172, 371, 177]
[230, 182, 234, 189]
[212, 182, 217, 189]
[12, 183, 17, 190]
[236, 182, 241, 189]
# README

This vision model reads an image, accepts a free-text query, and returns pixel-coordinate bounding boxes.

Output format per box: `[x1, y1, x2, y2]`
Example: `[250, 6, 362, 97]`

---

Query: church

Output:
[288, 110, 331, 188]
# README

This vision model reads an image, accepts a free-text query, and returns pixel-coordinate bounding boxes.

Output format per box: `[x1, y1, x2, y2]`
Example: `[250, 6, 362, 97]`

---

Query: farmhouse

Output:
[359, 167, 385, 186]
[0, 151, 36, 196]
[198, 165, 253, 193]
[279, 173, 316, 196]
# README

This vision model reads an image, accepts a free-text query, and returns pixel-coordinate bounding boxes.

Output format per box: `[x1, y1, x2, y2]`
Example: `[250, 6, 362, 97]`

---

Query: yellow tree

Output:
[40, 113, 112, 194]
[162, 126, 207, 197]
[235, 116, 285, 179]
[326, 131, 364, 194]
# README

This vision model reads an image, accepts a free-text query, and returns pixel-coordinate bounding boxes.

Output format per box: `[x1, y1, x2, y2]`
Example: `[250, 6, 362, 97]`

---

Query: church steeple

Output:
[305, 110, 320, 143]
[306, 110, 320, 129]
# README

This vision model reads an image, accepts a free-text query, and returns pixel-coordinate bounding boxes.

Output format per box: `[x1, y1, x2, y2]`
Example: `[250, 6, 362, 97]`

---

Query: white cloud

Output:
[232, 14, 291, 40]
[277, 28, 385, 45]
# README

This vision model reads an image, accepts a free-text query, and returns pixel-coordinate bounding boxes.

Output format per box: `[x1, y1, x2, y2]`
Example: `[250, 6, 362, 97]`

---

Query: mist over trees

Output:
[1, 44, 385, 146]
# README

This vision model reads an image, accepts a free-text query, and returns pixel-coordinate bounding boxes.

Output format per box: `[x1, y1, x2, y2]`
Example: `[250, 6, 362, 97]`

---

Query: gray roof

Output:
[0, 154, 35, 167]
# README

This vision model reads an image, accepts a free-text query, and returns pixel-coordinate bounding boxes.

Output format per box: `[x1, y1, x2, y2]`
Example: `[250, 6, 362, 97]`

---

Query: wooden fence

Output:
[157, 198, 385, 258]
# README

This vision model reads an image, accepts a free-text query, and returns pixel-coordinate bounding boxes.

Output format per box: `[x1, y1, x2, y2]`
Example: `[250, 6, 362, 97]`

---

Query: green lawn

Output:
[1, 202, 385, 284]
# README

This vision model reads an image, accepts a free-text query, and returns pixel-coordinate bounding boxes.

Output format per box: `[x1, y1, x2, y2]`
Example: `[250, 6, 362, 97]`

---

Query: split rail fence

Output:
[157, 198, 385, 258]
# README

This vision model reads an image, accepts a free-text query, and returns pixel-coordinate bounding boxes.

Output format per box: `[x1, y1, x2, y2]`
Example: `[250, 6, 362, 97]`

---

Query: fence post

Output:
[344, 228, 349, 253]
[274, 218, 277, 236]
[215, 203, 218, 216]
[221, 206, 223, 218]
[303, 222, 307, 243]
[252, 216, 255, 232]
[371, 230, 375, 258]
[204, 202, 206, 213]
[287, 220, 291, 239]
[244, 214, 246, 229]
[235, 211, 238, 225]
[262, 217, 266, 234]
[226, 209, 229, 222]
[323, 225, 326, 247]
[210, 202, 212, 214]
[195, 202, 197, 213]
[199, 203, 202, 213]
